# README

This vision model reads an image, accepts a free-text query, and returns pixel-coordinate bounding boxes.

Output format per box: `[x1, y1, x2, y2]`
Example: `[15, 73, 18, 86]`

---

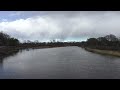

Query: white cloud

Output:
[0, 11, 120, 42]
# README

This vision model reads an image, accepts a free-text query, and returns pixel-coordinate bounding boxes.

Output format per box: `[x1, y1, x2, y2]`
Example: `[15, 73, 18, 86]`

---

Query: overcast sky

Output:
[0, 11, 120, 42]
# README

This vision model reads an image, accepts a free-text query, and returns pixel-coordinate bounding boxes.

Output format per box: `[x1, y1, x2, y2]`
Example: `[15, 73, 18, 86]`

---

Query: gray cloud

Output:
[0, 11, 120, 42]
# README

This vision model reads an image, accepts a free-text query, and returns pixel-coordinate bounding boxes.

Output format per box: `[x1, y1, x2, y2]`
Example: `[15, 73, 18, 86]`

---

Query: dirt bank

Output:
[84, 47, 120, 57]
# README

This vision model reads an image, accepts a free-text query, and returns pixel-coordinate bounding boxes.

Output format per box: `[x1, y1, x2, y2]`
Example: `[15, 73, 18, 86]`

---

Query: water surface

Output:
[0, 46, 120, 79]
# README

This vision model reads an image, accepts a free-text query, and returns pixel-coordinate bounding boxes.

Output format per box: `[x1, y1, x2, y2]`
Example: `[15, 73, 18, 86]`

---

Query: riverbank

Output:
[84, 47, 120, 57]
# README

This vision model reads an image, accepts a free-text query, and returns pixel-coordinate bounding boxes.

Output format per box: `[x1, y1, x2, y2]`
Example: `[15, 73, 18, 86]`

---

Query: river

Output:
[0, 46, 120, 79]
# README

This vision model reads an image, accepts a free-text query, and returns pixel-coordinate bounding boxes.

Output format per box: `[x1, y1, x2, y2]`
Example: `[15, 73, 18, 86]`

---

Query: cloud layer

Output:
[0, 11, 120, 42]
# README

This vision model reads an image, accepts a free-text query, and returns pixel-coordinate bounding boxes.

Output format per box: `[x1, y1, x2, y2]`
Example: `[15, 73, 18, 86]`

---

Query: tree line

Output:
[0, 32, 81, 47]
[80, 34, 120, 51]
[21, 40, 81, 47]
[1, 31, 120, 51]
[0, 32, 19, 46]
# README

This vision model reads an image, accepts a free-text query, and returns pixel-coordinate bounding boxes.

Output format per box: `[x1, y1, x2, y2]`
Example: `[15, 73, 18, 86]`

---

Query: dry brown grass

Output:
[85, 47, 120, 57]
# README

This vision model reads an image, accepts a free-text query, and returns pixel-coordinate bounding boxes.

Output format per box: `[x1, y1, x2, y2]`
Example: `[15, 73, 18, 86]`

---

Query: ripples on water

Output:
[0, 46, 120, 79]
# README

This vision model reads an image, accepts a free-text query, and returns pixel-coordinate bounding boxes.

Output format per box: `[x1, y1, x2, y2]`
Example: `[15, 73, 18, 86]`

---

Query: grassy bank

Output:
[84, 47, 120, 57]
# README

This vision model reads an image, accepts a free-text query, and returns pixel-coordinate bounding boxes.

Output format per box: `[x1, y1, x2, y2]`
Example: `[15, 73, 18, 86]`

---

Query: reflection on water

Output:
[0, 51, 19, 61]
[0, 48, 34, 72]
[0, 60, 3, 69]
[0, 48, 34, 61]
[0, 46, 120, 79]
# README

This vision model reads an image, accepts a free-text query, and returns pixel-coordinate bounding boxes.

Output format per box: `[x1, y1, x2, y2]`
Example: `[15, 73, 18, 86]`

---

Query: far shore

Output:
[84, 47, 120, 57]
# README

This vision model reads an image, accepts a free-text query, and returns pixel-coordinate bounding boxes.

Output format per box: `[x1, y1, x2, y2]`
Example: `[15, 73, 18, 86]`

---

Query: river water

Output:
[0, 46, 120, 79]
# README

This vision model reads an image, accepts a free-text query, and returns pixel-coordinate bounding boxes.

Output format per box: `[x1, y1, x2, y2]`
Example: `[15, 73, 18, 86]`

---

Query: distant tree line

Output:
[21, 39, 81, 47]
[1, 31, 120, 51]
[0, 32, 81, 47]
[0, 32, 19, 46]
[80, 34, 120, 51]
